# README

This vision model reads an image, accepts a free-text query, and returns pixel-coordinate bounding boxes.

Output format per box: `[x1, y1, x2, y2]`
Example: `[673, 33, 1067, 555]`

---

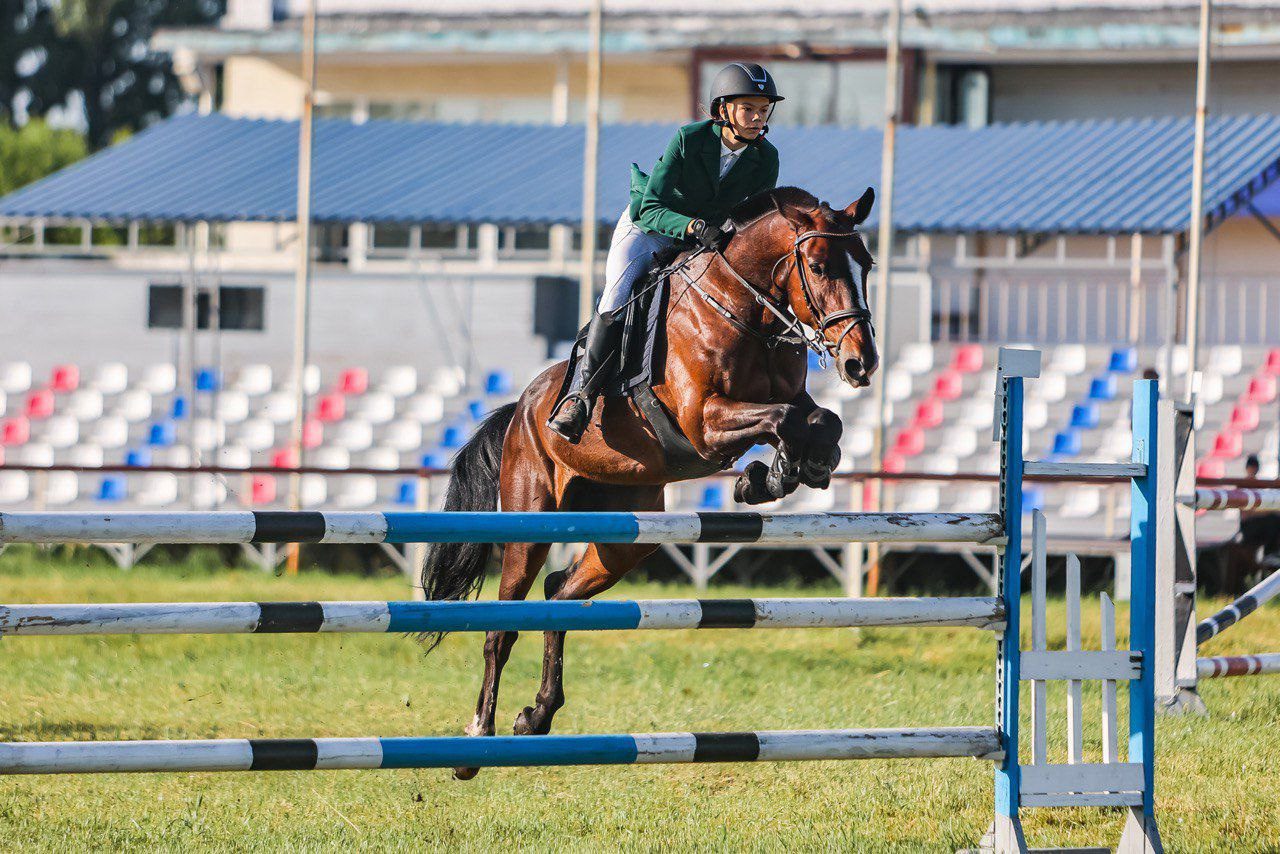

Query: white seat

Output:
[1048, 345, 1088, 375]
[336, 474, 378, 508]
[0, 362, 33, 394]
[115, 389, 153, 422]
[383, 419, 424, 452]
[849, 401, 891, 428]
[312, 447, 350, 469]
[1029, 372, 1067, 404]
[949, 485, 996, 513]
[379, 365, 418, 397]
[426, 366, 465, 397]
[215, 391, 250, 423]
[155, 445, 192, 467]
[405, 393, 445, 424]
[843, 425, 874, 458]
[885, 369, 913, 403]
[139, 363, 177, 395]
[361, 447, 400, 470]
[91, 362, 129, 395]
[894, 484, 941, 513]
[17, 443, 54, 466]
[137, 473, 180, 507]
[1206, 345, 1243, 377]
[43, 471, 79, 506]
[1197, 372, 1225, 405]
[258, 392, 298, 424]
[90, 416, 129, 449]
[67, 443, 105, 467]
[333, 420, 374, 452]
[1023, 400, 1049, 432]
[1061, 487, 1103, 519]
[300, 474, 328, 508]
[957, 400, 990, 429]
[357, 392, 397, 425]
[1098, 428, 1132, 460]
[237, 418, 275, 451]
[68, 389, 104, 420]
[189, 475, 227, 509]
[1156, 345, 1190, 378]
[915, 452, 960, 475]
[233, 364, 273, 396]
[897, 343, 934, 375]
[41, 416, 79, 449]
[215, 446, 252, 469]
[192, 418, 226, 451]
[939, 427, 978, 458]
[0, 471, 30, 503]
[0, 390, 5, 418]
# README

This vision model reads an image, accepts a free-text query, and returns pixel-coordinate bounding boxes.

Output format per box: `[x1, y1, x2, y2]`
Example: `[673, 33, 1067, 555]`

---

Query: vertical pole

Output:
[1128, 233, 1143, 343]
[1183, 0, 1212, 404]
[867, 0, 903, 596]
[577, 0, 604, 328]
[1120, 378, 1164, 852]
[286, 0, 319, 575]
[993, 375, 1025, 852]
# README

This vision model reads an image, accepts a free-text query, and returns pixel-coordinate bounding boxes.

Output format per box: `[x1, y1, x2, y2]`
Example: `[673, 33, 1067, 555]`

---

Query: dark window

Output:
[148, 285, 265, 331]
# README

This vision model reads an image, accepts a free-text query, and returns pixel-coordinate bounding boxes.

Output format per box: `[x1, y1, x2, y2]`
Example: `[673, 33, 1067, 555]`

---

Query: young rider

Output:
[547, 62, 785, 444]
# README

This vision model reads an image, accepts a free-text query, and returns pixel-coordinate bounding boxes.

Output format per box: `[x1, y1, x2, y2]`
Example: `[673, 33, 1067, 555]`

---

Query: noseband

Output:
[677, 227, 874, 368]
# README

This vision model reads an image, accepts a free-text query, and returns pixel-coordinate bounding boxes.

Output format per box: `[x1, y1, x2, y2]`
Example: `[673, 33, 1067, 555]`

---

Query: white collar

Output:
[720, 139, 745, 159]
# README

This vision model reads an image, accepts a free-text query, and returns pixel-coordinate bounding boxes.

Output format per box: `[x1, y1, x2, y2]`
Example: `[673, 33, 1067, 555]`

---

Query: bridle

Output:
[676, 226, 874, 369]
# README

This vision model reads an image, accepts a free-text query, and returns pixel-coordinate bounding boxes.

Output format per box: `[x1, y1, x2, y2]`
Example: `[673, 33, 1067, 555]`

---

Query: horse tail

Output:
[418, 401, 518, 650]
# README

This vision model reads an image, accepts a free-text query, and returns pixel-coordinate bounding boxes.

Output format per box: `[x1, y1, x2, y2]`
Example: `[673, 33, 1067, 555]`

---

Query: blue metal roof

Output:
[3, 112, 1279, 235]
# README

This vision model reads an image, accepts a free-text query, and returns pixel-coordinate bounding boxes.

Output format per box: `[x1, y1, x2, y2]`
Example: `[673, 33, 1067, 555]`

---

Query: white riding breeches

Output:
[596, 207, 677, 315]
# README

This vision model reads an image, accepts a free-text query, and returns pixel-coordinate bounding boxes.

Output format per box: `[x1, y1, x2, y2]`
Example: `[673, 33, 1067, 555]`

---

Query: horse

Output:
[420, 185, 879, 779]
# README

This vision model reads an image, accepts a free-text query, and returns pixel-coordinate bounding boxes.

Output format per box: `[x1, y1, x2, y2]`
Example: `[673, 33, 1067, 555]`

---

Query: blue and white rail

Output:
[0, 510, 1004, 545]
[0, 597, 1005, 635]
[0, 727, 1002, 775]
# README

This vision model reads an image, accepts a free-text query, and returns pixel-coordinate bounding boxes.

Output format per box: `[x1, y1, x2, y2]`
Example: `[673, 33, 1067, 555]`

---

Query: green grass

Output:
[1, 549, 1279, 851]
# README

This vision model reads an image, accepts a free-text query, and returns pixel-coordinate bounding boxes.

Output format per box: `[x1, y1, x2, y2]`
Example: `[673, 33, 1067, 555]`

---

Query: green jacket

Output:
[627, 119, 780, 240]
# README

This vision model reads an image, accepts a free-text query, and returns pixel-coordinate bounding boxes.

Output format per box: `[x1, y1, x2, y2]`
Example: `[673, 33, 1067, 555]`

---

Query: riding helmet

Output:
[709, 62, 785, 111]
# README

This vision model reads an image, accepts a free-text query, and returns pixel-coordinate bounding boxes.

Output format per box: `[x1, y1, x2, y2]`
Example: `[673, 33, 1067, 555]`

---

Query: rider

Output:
[547, 62, 784, 443]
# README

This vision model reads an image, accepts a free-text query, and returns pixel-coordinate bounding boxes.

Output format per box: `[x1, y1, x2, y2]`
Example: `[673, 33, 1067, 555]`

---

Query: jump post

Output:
[0, 349, 1165, 853]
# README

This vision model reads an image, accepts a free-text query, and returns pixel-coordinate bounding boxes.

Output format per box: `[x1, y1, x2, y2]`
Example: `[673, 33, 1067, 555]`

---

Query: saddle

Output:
[556, 249, 732, 479]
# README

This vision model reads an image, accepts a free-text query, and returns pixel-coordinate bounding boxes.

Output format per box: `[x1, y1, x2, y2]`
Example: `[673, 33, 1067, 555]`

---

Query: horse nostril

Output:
[843, 358, 867, 384]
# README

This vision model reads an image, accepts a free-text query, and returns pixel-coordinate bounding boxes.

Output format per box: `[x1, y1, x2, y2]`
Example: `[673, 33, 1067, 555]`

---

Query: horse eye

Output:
[808, 261, 823, 275]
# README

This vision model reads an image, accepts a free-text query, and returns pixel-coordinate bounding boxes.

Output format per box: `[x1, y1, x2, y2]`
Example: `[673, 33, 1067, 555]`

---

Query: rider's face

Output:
[721, 97, 772, 137]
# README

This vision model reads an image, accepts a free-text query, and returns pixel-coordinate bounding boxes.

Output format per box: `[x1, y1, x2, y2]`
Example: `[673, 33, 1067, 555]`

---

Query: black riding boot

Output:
[548, 312, 622, 444]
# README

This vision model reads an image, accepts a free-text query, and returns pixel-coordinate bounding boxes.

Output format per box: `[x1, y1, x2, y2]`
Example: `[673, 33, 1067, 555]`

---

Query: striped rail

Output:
[1196, 653, 1280, 679]
[1191, 488, 1280, 512]
[1196, 567, 1280, 644]
[0, 727, 1002, 775]
[0, 510, 1004, 545]
[0, 597, 1005, 635]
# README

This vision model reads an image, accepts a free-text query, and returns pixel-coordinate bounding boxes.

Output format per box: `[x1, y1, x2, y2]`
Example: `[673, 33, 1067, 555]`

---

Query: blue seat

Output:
[394, 479, 418, 505]
[420, 453, 443, 470]
[1108, 347, 1138, 373]
[170, 395, 189, 420]
[698, 484, 725, 510]
[1052, 430, 1082, 456]
[467, 399, 487, 421]
[125, 448, 152, 467]
[1022, 487, 1045, 513]
[1089, 374, 1118, 402]
[484, 370, 513, 395]
[195, 368, 220, 392]
[441, 425, 466, 449]
[97, 476, 126, 501]
[147, 421, 176, 447]
[1070, 402, 1100, 429]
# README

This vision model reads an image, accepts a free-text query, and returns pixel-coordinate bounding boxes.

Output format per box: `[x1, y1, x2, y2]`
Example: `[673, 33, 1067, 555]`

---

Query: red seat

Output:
[316, 393, 345, 422]
[1229, 402, 1260, 432]
[1246, 375, 1277, 404]
[25, 389, 54, 419]
[250, 475, 277, 505]
[882, 453, 906, 474]
[1211, 430, 1242, 459]
[49, 364, 79, 393]
[893, 427, 925, 457]
[933, 371, 963, 401]
[913, 399, 944, 430]
[338, 368, 369, 395]
[302, 418, 323, 449]
[1197, 458, 1225, 480]
[1, 418, 30, 446]
[1265, 348, 1280, 375]
[950, 344, 984, 374]
[271, 448, 298, 469]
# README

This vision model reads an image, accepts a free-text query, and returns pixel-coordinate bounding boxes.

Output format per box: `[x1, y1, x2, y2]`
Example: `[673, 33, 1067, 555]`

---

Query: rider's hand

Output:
[690, 219, 734, 250]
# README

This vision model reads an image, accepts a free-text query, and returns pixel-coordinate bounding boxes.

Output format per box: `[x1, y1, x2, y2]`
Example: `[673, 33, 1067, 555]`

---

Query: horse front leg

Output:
[697, 394, 810, 505]
[789, 392, 843, 490]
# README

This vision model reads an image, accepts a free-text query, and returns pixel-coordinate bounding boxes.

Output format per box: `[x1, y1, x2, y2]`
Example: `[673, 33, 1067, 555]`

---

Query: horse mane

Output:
[730, 186, 819, 228]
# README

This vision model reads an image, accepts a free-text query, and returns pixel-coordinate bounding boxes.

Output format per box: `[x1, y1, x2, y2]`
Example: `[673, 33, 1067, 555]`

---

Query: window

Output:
[697, 58, 887, 128]
[148, 285, 265, 331]
[940, 67, 991, 128]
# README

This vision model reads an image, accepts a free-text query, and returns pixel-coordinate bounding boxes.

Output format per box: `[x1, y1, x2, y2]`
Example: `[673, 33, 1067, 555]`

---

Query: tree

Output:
[0, 119, 87, 195]
[0, 0, 63, 127]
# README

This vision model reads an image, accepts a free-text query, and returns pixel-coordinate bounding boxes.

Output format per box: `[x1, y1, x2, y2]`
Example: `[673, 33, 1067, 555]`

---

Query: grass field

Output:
[1, 547, 1279, 852]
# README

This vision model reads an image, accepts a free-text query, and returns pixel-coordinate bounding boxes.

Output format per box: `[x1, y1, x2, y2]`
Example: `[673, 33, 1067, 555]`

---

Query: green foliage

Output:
[0, 0, 62, 126]
[0, 119, 86, 194]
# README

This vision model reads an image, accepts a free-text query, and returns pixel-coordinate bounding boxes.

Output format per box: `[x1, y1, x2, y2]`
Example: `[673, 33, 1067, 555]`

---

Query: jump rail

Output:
[0, 727, 1002, 775]
[1191, 488, 1280, 512]
[1195, 566, 1280, 644]
[0, 511, 1004, 546]
[0, 597, 1005, 636]
[1196, 653, 1280, 679]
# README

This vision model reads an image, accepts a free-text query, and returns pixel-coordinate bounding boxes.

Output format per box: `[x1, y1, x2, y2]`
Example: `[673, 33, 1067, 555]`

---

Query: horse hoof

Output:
[453, 766, 480, 781]
[734, 461, 771, 505]
[513, 706, 546, 736]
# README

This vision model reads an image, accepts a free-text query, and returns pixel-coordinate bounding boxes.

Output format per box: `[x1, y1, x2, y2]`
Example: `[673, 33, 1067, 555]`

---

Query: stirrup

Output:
[547, 393, 591, 443]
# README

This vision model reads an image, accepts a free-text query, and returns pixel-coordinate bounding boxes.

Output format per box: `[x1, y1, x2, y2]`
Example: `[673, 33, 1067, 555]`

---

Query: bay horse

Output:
[421, 186, 879, 779]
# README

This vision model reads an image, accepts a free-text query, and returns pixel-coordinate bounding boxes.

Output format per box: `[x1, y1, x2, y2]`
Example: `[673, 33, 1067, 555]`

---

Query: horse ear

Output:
[845, 188, 875, 225]
[774, 199, 812, 231]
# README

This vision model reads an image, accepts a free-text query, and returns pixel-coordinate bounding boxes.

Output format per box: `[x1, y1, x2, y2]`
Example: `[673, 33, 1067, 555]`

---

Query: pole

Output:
[1183, 0, 1212, 404]
[577, 0, 604, 327]
[866, 0, 903, 596]
[286, 0, 318, 575]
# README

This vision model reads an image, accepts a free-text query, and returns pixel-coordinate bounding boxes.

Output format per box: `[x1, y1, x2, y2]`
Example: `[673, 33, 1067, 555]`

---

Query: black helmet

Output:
[709, 63, 784, 109]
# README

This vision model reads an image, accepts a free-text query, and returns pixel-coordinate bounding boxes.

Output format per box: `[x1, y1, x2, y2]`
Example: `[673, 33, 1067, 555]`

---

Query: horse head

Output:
[770, 187, 879, 388]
